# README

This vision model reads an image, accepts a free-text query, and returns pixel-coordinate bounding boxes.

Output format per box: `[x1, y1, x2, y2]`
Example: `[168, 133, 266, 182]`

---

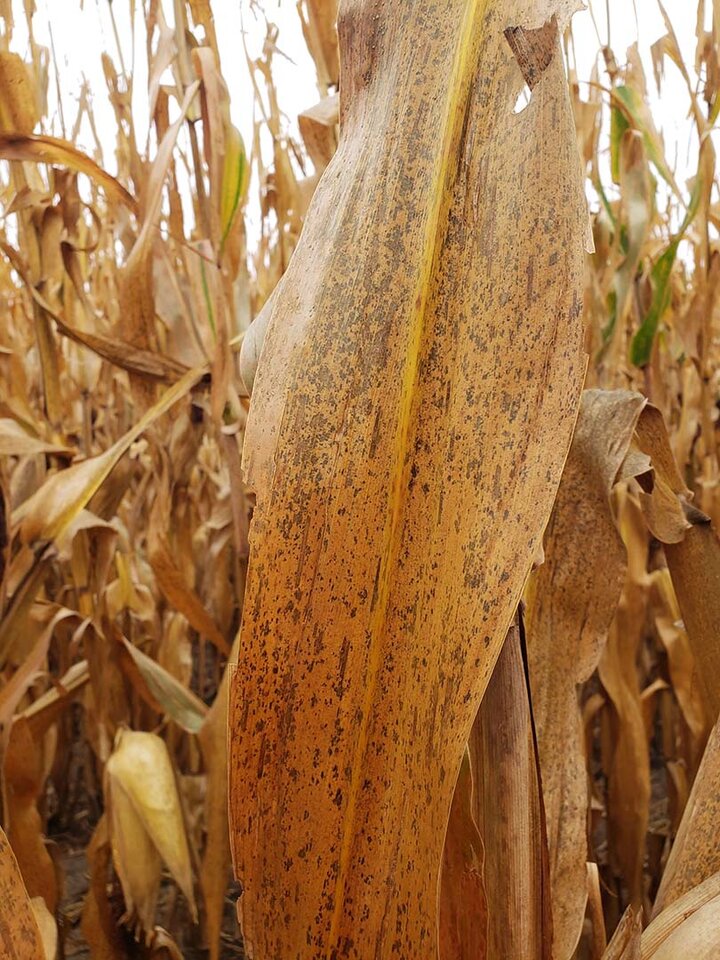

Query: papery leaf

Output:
[229, 3, 588, 952]
[0, 825, 45, 959]
[525, 389, 647, 958]
[105, 730, 197, 938]
[12, 366, 206, 544]
[120, 637, 208, 734]
[0, 133, 137, 210]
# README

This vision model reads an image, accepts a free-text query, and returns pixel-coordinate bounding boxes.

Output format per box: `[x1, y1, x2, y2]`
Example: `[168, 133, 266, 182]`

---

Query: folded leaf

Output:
[105, 730, 197, 938]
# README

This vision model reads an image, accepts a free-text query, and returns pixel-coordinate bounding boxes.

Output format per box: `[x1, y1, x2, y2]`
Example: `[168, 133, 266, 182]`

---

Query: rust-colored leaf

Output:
[470, 617, 552, 960]
[0, 824, 45, 959]
[229, 0, 587, 954]
[439, 748, 487, 960]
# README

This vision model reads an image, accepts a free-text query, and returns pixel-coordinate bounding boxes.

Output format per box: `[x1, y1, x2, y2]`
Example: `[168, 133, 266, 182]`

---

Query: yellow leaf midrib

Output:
[328, 0, 489, 949]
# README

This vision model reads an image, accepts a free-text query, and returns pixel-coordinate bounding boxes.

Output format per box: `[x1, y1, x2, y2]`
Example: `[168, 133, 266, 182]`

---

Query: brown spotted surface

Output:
[229, 0, 588, 956]
[0, 826, 44, 958]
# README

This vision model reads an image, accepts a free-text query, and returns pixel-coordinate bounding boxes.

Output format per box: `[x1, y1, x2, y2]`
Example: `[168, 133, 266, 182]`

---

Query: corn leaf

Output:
[120, 636, 208, 734]
[0, 826, 45, 959]
[0, 133, 137, 211]
[12, 365, 206, 544]
[228, 1, 588, 953]
[525, 389, 647, 959]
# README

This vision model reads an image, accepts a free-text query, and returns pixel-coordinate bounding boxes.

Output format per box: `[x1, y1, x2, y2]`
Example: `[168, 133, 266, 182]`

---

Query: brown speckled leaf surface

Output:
[229, 0, 587, 956]
[0, 825, 44, 959]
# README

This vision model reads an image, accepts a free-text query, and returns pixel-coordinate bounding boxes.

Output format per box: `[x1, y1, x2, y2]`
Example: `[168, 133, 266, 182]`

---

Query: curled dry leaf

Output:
[229, 0, 588, 954]
[524, 388, 647, 959]
[633, 404, 720, 715]
[105, 730, 196, 940]
[0, 133, 137, 211]
[12, 365, 206, 544]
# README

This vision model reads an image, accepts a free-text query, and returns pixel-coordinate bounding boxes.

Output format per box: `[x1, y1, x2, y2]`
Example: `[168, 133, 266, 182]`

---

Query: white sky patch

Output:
[4, 0, 708, 239]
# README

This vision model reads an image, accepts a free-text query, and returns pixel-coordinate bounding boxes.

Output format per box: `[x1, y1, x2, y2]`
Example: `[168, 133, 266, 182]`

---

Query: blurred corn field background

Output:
[1, 0, 720, 958]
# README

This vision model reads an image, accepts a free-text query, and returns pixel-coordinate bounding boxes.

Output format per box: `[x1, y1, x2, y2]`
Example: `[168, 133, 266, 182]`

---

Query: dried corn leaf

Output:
[633, 405, 720, 714]
[653, 717, 720, 913]
[598, 494, 651, 905]
[0, 419, 73, 457]
[470, 618, 551, 959]
[12, 366, 205, 544]
[120, 636, 208, 734]
[439, 748, 487, 960]
[297, 0, 340, 90]
[602, 908, 641, 960]
[29, 898, 57, 960]
[642, 872, 720, 958]
[646, 892, 720, 959]
[229, 0, 587, 954]
[664, 524, 720, 718]
[0, 133, 136, 210]
[525, 389, 646, 959]
[0, 824, 45, 959]
[298, 94, 339, 172]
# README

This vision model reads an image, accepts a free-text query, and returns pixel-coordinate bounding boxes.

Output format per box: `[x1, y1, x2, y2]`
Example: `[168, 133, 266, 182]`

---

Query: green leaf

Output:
[613, 85, 680, 196]
[610, 105, 629, 185]
[630, 142, 708, 367]
[630, 239, 679, 367]
[219, 124, 249, 257]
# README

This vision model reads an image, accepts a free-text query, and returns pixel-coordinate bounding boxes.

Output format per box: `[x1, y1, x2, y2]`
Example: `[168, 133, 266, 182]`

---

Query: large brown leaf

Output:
[524, 389, 646, 959]
[228, 0, 588, 955]
[439, 747, 487, 960]
[470, 617, 552, 960]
